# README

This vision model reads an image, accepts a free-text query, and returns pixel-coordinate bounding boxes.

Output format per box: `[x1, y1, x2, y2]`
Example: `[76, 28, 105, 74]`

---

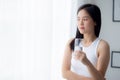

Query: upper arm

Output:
[96, 40, 110, 77]
[62, 38, 74, 72]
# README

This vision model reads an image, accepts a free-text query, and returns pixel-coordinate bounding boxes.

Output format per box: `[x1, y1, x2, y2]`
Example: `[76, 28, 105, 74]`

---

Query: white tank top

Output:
[71, 38, 101, 77]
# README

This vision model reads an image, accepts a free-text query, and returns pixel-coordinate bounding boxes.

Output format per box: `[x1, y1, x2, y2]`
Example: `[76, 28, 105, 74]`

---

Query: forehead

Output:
[77, 9, 90, 18]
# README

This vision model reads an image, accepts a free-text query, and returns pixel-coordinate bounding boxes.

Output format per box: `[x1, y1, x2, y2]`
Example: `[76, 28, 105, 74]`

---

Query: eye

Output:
[83, 18, 88, 21]
[77, 18, 80, 21]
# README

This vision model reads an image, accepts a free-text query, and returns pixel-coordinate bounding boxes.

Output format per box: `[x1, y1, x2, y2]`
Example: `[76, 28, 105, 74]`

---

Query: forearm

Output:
[86, 61, 104, 80]
[62, 70, 81, 80]
[62, 70, 92, 80]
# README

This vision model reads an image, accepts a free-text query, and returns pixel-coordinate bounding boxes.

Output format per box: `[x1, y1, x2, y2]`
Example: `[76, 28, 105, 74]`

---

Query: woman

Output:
[62, 4, 110, 80]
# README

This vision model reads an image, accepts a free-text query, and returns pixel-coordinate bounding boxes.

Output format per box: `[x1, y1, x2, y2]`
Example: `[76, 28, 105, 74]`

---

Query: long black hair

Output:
[70, 4, 101, 51]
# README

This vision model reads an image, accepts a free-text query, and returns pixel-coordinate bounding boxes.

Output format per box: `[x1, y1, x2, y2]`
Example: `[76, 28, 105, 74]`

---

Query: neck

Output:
[83, 34, 97, 43]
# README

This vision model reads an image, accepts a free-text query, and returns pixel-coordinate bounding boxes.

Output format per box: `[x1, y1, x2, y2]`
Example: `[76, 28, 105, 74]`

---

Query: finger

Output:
[74, 53, 79, 60]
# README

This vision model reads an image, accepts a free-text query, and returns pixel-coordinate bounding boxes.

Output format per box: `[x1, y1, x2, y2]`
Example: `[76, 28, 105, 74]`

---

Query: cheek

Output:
[86, 21, 95, 28]
[84, 22, 94, 31]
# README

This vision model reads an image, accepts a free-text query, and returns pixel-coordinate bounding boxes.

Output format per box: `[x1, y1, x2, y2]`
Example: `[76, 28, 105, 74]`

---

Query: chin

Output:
[80, 30, 85, 34]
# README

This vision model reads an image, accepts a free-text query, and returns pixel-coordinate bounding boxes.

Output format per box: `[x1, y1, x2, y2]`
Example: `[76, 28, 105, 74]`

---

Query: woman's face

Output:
[77, 9, 96, 35]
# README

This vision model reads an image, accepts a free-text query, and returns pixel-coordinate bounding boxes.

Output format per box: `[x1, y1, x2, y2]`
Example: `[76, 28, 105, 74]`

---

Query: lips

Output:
[80, 27, 84, 29]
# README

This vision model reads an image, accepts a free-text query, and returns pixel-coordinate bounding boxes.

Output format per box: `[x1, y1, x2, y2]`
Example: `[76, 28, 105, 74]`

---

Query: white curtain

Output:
[51, 0, 72, 80]
[0, 0, 52, 80]
[0, 0, 96, 80]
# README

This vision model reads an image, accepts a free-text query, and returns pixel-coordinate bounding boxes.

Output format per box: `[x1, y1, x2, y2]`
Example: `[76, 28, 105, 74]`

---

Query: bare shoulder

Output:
[64, 38, 74, 53]
[98, 39, 110, 55]
[99, 39, 110, 49]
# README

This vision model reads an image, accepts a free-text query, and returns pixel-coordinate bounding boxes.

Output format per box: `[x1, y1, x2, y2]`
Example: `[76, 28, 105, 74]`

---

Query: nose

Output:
[79, 19, 84, 25]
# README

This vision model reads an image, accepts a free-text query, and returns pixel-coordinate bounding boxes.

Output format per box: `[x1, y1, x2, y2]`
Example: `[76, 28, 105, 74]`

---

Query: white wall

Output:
[95, 0, 120, 80]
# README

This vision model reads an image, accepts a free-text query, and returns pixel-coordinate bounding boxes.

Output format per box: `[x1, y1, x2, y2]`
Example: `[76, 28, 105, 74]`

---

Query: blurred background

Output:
[0, 0, 120, 80]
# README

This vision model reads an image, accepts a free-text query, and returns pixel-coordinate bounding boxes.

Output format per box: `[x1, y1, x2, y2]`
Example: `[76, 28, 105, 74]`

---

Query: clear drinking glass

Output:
[74, 38, 83, 51]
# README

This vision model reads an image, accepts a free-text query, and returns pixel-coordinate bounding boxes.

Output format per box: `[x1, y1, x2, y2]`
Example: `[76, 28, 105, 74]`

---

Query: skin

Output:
[62, 9, 110, 80]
